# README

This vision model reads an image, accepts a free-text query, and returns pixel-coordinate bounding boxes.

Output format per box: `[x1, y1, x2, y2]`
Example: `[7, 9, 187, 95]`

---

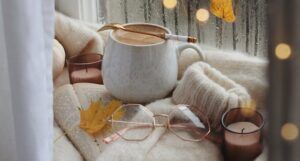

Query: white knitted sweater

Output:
[173, 62, 251, 129]
[178, 47, 268, 109]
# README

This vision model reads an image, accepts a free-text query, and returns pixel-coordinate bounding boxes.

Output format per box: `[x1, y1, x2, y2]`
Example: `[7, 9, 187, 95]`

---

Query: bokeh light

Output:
[241, 100, 257, 117]
[275, 43, 292, 60]
[196, 8, 210, 22]
[281, 123, 299, 141]
[163, 0, 177, 9]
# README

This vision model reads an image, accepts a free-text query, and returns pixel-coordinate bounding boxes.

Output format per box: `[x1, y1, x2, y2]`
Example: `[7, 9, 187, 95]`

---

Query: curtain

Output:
[268, 0, 300, 161]
[0, 0, 54, 161]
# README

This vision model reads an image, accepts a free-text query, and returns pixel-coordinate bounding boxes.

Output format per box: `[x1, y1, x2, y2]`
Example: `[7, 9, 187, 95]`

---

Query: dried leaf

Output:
[80, 99, 123, 136]
[210, 0, 236, 22]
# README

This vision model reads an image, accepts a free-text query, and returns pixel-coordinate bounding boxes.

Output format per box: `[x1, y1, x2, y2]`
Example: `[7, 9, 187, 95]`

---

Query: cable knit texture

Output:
[173, 62, 251, 130]
[178, 47, 268, 108]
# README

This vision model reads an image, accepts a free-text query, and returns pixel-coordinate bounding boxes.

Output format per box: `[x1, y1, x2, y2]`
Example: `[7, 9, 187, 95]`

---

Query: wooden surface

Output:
[100, 0, 267, 57]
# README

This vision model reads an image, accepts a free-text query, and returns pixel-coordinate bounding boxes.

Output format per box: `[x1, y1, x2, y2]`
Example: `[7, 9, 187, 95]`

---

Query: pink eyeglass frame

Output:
[103, 104, 211, 144]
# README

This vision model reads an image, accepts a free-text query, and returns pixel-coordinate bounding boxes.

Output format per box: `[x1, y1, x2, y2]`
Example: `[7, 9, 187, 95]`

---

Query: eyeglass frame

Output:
[103, 104, 211, 144]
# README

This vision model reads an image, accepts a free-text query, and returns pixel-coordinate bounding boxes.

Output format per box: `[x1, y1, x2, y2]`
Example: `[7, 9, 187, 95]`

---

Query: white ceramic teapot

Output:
[102, 23, 205, 103]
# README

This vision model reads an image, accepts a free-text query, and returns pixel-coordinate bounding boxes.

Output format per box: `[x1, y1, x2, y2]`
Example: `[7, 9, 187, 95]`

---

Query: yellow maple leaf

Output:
[80, 99, 123, 137]
[210, 0, 236, 23]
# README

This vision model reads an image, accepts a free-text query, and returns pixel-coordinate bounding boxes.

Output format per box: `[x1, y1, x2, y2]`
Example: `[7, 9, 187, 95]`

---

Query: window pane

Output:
[98, 0, 267, 56]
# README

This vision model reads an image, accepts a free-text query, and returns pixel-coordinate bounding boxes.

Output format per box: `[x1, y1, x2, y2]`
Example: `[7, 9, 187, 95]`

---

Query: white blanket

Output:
[54, 84, 223, 161]
[97, 98, 223, 161]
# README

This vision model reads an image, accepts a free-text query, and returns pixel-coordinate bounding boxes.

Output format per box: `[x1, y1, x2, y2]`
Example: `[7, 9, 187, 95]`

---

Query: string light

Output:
[196, 8, 210, 22]
[275, 43, 292, 60]
[163, 0, 177, 9]
[281, 123, 299, 141]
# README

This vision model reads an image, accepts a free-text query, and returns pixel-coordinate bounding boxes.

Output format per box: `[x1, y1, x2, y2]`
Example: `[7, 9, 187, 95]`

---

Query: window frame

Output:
[55, 0, 98, 23]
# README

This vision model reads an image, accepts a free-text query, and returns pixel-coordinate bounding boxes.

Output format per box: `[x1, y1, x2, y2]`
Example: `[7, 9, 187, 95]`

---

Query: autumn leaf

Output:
[210, 0, 236, 23]
[80, 99, 123, 137]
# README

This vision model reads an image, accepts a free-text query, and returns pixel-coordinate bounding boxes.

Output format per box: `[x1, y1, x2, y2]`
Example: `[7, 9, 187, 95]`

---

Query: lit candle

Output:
[67, 53, 103, 84]
[226, 122, 259, 134]
[71, 67, 102, 84]
[222, 108, 264, 161]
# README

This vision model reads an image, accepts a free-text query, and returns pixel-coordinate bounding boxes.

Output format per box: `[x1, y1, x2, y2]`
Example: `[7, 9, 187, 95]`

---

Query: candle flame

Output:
[241, 100, 257, 117]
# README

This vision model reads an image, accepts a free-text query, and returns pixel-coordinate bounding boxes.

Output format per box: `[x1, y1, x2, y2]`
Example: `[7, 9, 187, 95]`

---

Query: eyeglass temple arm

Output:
[103, 127, 128, 144]
[103, 124, 153, 144]
[103, 122, 222, 145]
[205, 131, 223, 145]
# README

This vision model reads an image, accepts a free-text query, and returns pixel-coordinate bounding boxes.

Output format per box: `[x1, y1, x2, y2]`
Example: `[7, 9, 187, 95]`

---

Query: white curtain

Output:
[0, 0, 54, 161]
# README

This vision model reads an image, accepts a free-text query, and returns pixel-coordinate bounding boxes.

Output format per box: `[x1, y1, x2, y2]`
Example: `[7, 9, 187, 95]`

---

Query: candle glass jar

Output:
[67, 54, 103, 84]
[221, 108, 264, 161]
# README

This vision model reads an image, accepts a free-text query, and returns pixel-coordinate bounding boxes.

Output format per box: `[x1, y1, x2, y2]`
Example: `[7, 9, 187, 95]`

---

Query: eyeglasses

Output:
[103, 104, 211, 144]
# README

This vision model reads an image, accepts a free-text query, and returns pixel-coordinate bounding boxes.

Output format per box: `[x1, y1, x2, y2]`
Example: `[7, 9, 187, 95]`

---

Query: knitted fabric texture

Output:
[52, 39, 65, 80]
[96, 98, 223, 161]
[54, 84, 223, 161]
[178, 47, 268, 108]
[54, 121, 83, 161]
[55, 12, 107, 58]
[172, 62, 251, 130]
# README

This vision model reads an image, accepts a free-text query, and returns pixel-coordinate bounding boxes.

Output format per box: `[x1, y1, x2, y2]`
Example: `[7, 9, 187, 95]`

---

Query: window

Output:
[97, 0, 267, 56]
